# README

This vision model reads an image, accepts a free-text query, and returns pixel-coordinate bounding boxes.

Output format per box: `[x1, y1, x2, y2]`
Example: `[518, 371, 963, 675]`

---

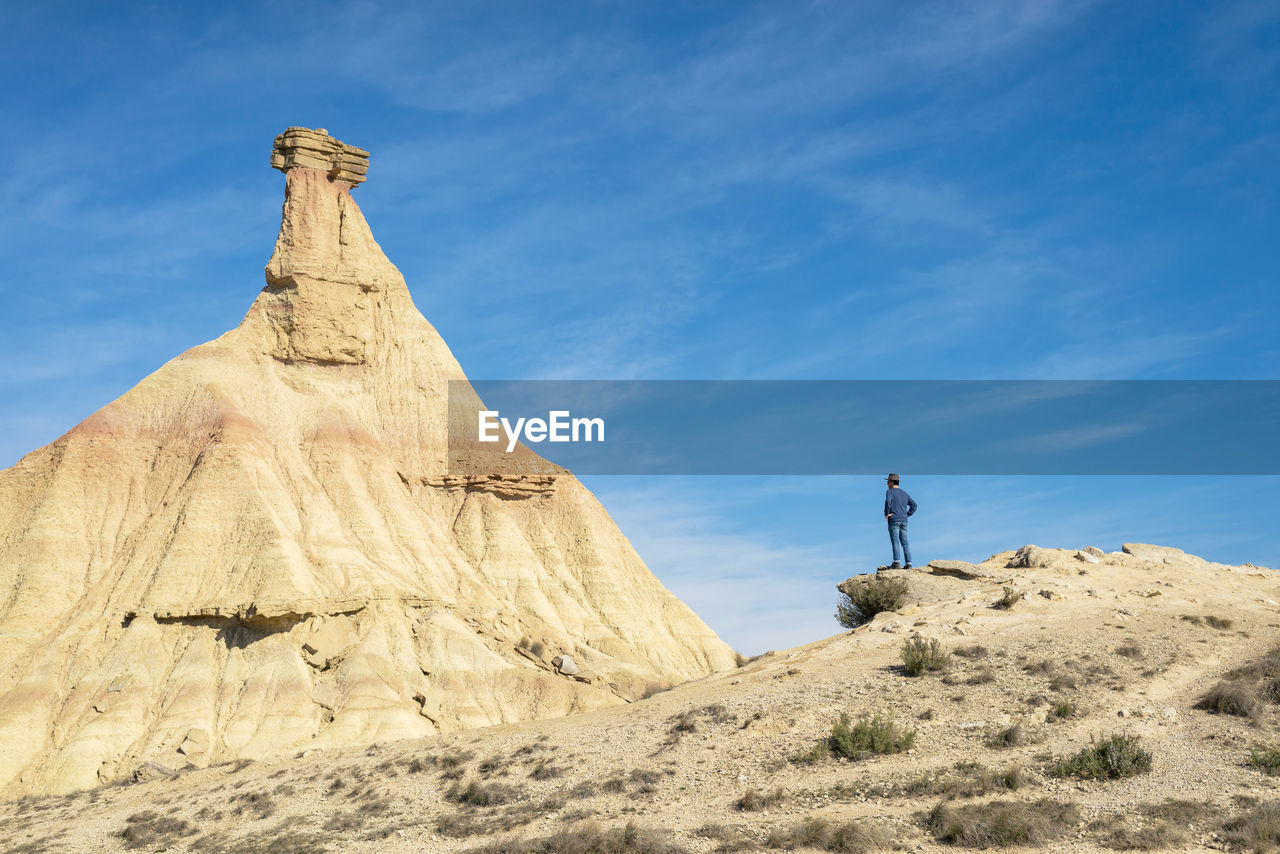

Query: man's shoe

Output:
[888, 563, 902, 569]
[904, 563, 913, 569]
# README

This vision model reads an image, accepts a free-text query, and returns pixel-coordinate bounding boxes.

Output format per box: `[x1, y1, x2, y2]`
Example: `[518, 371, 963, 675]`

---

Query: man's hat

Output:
[886, 473, 900, 483]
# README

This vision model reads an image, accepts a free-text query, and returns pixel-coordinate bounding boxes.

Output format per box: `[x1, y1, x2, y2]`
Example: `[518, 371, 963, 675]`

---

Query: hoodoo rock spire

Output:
[0, 129, 735, 798]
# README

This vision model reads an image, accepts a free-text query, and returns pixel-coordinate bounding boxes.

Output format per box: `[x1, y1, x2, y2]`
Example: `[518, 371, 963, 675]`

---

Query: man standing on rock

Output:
[884, 473, 917, 569]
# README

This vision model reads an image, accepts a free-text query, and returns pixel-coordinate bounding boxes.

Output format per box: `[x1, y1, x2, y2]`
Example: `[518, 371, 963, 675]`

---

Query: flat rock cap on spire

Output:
[270, 127, 369, 185]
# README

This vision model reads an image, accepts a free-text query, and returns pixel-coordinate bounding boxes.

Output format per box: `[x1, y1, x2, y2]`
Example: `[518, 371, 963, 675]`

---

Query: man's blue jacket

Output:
[885, 488, 917, 522]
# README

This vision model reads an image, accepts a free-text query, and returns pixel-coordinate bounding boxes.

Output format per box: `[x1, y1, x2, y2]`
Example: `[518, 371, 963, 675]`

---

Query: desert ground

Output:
[2, 543, 1277, 853]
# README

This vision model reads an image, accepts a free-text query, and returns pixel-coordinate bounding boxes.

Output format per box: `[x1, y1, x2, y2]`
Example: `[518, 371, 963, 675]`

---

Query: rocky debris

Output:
[552, 655, 579, 676]
[270, 126, 369, 184]
[1082, 546, 1105, 558]
[1075, 550, 1101, 564]
[1039, 589, 1063, 600]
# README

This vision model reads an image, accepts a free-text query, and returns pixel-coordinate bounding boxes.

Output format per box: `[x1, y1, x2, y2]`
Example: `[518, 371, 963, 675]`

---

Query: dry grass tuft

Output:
[734, 787, 786, 812]
[988, 723, 1026, 749]
[1222, 801, 1280, 853]
[1197, 681, 1263, 718]
[119, 811, 195, 850]
[902, 637, 949, 676]
[993, 587, 1020, 610]
[447, 780, 524, 807]
[465, 820, 689, 854]
[925, 799, 1079, 848]
[764, 816, 890, 852]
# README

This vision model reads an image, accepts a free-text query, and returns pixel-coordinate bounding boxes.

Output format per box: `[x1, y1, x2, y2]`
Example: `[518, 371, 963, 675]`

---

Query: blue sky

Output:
[1, 1, 1277, 652]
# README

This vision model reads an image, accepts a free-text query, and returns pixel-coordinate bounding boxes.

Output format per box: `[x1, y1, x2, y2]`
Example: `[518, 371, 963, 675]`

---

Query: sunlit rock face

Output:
[0, 128, 735, 798]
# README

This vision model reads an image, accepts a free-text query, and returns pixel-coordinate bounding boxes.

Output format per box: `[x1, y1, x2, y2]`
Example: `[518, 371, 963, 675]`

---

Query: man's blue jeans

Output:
[888, 519, 911, 567]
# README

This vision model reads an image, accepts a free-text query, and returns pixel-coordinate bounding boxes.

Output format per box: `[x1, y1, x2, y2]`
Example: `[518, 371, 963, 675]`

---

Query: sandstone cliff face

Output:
[0, 132, 735, 798]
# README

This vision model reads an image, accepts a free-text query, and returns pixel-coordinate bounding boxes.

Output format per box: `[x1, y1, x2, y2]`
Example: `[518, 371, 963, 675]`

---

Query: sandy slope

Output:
[3, 543, 1276, 853]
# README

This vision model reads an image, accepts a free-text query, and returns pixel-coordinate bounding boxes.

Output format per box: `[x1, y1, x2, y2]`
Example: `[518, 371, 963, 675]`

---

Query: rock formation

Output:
[0, 128, 735, 798]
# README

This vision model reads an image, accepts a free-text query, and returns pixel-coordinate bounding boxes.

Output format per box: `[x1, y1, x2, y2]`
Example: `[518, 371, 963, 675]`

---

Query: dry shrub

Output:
[904, 762, 1023, 799]
[988, 723, 1025, 749]
[993, 587, 1020, 610]
[764, 816, 890, 852]
[1089, 813, 1187, 851]
[1055, 734, 1151, 780]
[465, 820, 689, 854]
[1222, 801, 1280, 853]
[901, 637, 949, 676]
[836, 575, 909, 629]
[925, 799, 1079, 848]
[829, 713, 915, 759]
[447, 779, 524, 807]
[954, 645, 989, 659]
[1197, 681, 1263, 718]
[120, 811, 196, 850]
[735, 787, 786, 812]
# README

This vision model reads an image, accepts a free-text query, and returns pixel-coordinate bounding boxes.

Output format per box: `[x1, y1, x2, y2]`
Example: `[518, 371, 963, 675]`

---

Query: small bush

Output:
[993, 587, 1020, 610]
[1205, 615, 1234, 630]
[925, 799, 1079, 848]
[1115, 644, 1143, 659]
[829, 713, 916, 759]
[1197, 681, 1262, 718]
[1247, 748, 1280, 776]
[735, 787, 786, 811]
[1049, 699, 1077, 720]
[902, 637, 949, 676]
[763, 816, 889, 852]
[835, 575, 909, 628]
[734, 651, 749, 667]
[1055, 734, 1152, 780]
